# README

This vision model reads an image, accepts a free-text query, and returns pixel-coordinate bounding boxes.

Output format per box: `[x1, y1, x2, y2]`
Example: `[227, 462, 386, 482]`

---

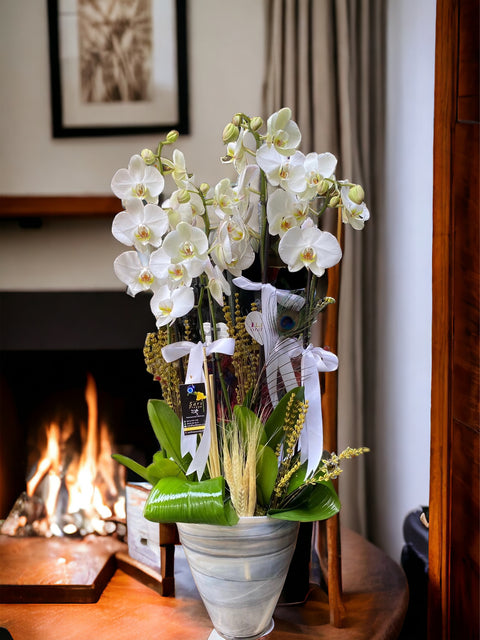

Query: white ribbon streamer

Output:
[161, 337, 235, 478]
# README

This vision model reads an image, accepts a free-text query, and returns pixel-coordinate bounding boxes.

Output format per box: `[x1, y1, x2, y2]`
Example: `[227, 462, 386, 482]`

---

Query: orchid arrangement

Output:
[111, 108, 369, 526]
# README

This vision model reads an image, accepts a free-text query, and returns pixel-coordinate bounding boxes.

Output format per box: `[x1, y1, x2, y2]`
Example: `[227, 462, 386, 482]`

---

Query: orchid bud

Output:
[222, 123, 239, 144]
[141, 148, 156, 165]
[166, 130, 179, 143]
[250, 116, 263, 132]
[317, 179, 330, 195]
[329, 195, 340, 207]
[348, 184, 365, 204]
[199, 183, 210, 195]
[176, 189, 191, 203]
[232, 114, 242, 126]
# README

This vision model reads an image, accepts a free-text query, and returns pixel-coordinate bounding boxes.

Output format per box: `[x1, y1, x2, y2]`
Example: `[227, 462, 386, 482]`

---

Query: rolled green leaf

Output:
[268, 482, 340, 522]
[144, 475, 239, 525]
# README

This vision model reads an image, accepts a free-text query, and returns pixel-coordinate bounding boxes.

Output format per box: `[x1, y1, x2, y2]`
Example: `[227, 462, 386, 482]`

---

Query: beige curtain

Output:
[263, 0, 385, 535]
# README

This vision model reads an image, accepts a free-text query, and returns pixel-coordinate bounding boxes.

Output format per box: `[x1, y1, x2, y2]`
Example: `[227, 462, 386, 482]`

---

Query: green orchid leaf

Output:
[147, 399, 187, 472]
[264, 386, 305, 450]
[285, 460, 307, 494]
[268, 482, 340, 522]
[111, 453, 150, 482]
[256, 444, 279, 506]
[144, 475, 239, 525]
[145, 454, 186, 486]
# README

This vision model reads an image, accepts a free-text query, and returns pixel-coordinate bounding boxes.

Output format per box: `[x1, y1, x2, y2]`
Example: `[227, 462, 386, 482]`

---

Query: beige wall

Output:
[0, 0, 266, 290]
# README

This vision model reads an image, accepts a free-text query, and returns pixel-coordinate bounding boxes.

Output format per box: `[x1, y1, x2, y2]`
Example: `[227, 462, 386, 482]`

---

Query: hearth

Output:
[0, 291, 162, 525]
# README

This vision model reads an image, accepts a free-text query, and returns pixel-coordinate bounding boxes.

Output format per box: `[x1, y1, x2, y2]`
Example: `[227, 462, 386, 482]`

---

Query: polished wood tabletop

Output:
[0, 528, 408, 640]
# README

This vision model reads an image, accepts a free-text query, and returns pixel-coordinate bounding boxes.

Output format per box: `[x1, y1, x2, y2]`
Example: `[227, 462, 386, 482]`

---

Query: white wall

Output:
[0, 0, 265, 290]
[370, 0, 436, 561]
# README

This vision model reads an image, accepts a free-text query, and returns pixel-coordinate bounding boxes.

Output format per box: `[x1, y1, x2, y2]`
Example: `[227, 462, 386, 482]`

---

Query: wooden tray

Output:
[0, 534, 126, 603]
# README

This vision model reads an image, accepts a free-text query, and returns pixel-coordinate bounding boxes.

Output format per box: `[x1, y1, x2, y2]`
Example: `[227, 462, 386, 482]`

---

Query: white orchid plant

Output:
[111, 108, 369, 526]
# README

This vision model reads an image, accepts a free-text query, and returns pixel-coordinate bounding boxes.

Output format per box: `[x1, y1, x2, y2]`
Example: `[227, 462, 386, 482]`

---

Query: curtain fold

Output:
[263, 0, 385, 536]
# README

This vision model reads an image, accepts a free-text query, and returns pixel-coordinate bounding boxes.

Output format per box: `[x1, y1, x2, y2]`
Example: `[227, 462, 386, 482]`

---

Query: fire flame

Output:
[26, 373, 125, 536]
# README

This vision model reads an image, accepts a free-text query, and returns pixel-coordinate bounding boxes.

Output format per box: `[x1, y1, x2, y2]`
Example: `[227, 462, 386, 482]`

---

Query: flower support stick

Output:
[204, 348, 221, 478]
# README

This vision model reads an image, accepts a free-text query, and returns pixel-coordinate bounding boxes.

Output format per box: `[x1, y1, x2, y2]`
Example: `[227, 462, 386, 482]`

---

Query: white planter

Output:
[177, 516, 299, 640]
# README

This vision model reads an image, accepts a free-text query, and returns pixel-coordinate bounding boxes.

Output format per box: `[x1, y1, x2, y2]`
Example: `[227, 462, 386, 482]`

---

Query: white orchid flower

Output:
[112, 199, 169, 252]
[111, 154, 164, 204]
[265, 107, 302, 156]
[205, 260, 231, 306]
[340, 185, 370, 230]
[150, 284, 195, 327]
[149, 247, 193, 289]
[211, 217, 255, 276]
[162, 190, 205, 229]
[303, 152, 337, 197]
[162, 149, 189, 188]
[113, 250, 159, 296]
[278, 219, 342, 277]
[222, 129, 248, 173]
[161, 221, 208, 278]
[214, 178, 238, 218]
[267, 189, 309, 237]
[256, 145, 306, 193]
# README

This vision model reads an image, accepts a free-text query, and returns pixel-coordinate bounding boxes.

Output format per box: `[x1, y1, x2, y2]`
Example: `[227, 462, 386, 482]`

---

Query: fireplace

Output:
[0, 291, 162, 524]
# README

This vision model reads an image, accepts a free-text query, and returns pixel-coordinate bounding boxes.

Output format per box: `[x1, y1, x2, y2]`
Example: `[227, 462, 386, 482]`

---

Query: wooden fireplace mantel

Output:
[0, 195, 119, 218]
[0, 528, 408, 640]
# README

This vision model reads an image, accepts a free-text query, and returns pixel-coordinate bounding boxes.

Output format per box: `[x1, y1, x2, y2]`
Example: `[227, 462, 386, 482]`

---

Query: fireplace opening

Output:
[0, 292, 163, 530]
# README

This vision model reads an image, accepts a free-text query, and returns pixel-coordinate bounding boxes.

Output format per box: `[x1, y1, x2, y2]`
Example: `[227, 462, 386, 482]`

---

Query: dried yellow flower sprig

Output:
[306, 446, 371, 484]
[144, 329, 181, 413]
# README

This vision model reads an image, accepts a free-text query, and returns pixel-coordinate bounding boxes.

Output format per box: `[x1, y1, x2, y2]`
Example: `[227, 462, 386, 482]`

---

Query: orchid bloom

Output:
[150, 284, 195, 327]
[303, 152, 337, 198]
[265, 107, 302, 156]
[162, 190, 205, 229]
[111, 199, 169, 252]
[221, 129, 248, 173]
[211, 216, 255, 276]
[214, 178, 238, 218]
[149, 247, 193, 289]
[111, 154, 164, 204]
[278, 218, 342, 277]
[256, 146, 306, 193]
[205, 260, 231, 306]
[340, 185, 370, 230]
[267, 189, 309, 237]
[162, 149, 189, 188]
[113, 250, 159, 296]
[161, 221, 208, 278]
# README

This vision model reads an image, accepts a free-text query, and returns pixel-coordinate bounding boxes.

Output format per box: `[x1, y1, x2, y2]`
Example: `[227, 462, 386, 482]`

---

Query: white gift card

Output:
[245, 311, 263, 344]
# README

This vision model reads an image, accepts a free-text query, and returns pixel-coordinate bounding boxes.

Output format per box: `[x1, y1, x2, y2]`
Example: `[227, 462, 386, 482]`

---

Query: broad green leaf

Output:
[256, 444, 278, 506]
[112, 453, 150, 482]
[146, 455, 186, 485]
[268, 482, 340, 522]
[144, 475, 239, 525]
[147, 399, 186, 472]
[264, 387, 305, 450]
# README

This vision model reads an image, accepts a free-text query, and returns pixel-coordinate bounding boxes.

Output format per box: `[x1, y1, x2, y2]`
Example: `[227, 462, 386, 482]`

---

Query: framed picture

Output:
[47, 0, 189, 137]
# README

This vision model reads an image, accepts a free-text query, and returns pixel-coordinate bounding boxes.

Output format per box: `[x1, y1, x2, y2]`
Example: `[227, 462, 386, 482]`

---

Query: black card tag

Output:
[180, 383, 207, 436]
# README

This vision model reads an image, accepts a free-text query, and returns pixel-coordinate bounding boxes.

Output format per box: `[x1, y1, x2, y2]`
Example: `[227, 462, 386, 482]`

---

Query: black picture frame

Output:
[47, 0, 189, 138]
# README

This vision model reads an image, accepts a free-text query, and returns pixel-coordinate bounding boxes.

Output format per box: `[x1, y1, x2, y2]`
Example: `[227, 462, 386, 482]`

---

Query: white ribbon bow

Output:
[161, 337, 235, 478]
[266, 337, 338, 477]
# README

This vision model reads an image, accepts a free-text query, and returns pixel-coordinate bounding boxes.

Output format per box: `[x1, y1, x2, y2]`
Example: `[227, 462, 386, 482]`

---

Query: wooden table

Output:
[0, 529, 408, 640]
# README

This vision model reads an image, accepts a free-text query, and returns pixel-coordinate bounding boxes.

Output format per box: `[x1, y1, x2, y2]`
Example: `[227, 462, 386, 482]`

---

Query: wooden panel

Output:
[429, 0, 480, 638]
[457, 0, 480, 122]
[0, 195, 119, 218]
